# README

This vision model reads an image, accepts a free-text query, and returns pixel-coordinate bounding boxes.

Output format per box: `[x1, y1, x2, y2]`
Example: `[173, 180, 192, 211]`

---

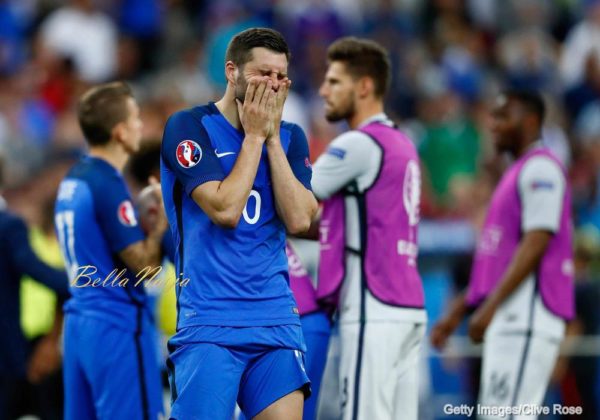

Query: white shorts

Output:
[337, 321, 426, 420]
[478, 332, 562, 420]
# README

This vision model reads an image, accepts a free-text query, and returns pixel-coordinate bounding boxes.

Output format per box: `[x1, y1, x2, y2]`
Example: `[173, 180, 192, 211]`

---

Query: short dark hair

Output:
[225, 28, 290, 67]
[77, 82, 134, 146]
[327, 37, 391, 98]
[503, 89, 546, 124]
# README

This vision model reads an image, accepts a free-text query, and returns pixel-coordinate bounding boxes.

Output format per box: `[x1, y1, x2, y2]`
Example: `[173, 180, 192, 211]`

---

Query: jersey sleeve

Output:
[518, 155, 566, 233]
[93, 176, 146, 254]
[10, 216, 70, 299]
[286, 123, 313, 191]
[311, 131, 377, 200]
[161, 110, 225, 196]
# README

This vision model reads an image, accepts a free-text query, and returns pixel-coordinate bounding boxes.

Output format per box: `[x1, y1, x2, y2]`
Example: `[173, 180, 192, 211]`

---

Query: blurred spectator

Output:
[204, 1, 265, 89]
[117, 0, 163, 72]
[0, 1, 27, 75]
[418, 90, 482, 212]
[39, 0, 117, 83]
[0, 156, 69, 419]
[564, 52, 600, 124]
[151, 41, 217, 106]
[497, 28, 558, 93]
[560, 0, 600, 88]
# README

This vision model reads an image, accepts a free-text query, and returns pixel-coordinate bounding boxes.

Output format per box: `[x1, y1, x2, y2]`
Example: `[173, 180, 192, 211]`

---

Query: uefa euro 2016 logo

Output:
[176, 140, 202, 168]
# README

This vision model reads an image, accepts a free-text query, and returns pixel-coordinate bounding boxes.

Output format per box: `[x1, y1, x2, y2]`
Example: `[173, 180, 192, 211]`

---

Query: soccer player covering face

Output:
[312, 37, 426, 420]
[431, 91, 574, 419]
[55, 82, 168, 420]
[160, 28, 318, 420]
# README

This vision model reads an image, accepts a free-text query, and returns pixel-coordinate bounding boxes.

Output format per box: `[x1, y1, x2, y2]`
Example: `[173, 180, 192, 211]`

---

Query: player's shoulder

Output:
[168, 103, 220, 124]
[66, 156, 119, 182]
[164, 104, 218, 143]
[280, 121, 306, 139]
[521, 152, 564, 177]
[166, 106, 206, 128]
[73, 157, 126, 200]
[519, 151, 565, 190]
[330, 129, 378, 152]
[281, 120, 302, 132]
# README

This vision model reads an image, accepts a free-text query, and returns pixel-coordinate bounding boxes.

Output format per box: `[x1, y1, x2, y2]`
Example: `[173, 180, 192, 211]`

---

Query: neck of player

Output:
[89, 143, 130, 173]
[215, 88, 242, 131]
[514, 129, 541, 159]
[348, 99, 385, 130]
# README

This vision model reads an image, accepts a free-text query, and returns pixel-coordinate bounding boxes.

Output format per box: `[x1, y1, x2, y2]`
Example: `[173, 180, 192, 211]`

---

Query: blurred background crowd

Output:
[2, 0, 600, 419]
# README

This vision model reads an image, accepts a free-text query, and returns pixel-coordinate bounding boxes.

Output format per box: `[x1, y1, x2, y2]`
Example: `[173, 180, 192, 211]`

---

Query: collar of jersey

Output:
[208, 102, 245, 139]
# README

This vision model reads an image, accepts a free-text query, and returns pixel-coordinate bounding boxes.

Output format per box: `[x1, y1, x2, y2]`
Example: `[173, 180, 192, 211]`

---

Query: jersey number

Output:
[55, 211, 78, 280]
[242, 190, 261, 225]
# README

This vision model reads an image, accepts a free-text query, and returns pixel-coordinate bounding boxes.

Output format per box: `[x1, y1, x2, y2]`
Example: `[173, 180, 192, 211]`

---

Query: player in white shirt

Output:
[312, 37, 426, 420]
[432, 90, 574, 420]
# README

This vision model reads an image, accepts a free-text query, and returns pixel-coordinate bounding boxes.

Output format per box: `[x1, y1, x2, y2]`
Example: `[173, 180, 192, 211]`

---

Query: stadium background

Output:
[2, 0, 600, 419]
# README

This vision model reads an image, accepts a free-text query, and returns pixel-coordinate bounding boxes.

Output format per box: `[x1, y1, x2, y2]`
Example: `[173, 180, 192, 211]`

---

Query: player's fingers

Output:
[260, 80, 273, 108]
[276, 78, 290, 107]
[245, 78, 258, 104]
[236, 98, 244, 118]
[253, 79, 268, 106]
[276, 80, 285, 101]
[266, 88, 276, 113]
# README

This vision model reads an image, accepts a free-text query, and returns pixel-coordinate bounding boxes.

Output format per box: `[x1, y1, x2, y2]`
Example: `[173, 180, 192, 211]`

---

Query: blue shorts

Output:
[63, 313, 164, 420]
[167, 325, 311, 420]
[301, 311, 331, 420]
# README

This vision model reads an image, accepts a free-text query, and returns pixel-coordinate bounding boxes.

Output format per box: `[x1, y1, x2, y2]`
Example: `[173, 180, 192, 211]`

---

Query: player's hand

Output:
[237, 77, 275, 141]
[430, 317, 455, 350]
[27, 335, 61, 384]
[266, 77, 291, 144]
[468, 301, 496, 343]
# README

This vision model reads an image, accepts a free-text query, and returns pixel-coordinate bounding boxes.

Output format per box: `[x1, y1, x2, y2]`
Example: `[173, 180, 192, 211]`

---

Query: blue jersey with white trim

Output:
[160, 103, 312, 330]
[55, 156, 149, 331]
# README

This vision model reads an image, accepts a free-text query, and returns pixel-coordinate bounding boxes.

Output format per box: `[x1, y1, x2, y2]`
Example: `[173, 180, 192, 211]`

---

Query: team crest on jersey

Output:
[117, 200, 138, 227]
[176, 140, 202, 168]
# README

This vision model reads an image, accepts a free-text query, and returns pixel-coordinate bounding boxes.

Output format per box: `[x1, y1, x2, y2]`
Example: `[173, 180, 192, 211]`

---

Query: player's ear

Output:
[357, 76, 374, 99]
[225, 61, 237, 85]
[112, 121, 127, 145]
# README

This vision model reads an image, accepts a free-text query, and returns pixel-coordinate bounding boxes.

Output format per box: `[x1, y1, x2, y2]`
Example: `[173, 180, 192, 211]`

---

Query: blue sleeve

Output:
[161, 110, 225, 196]
[9, 217, 70, 299]
[93, 176, 145, 254]
[286, 123, 313, 191]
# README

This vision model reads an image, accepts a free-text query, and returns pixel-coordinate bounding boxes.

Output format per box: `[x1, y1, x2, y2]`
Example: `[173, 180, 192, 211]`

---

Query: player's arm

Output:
[266, 84, 317, 233]
[266, 136, 317, 233]
[311, 131, 377, 200]
[191, 134, 264, 228]
[164, 78, 274, 228]
[119, 213, 167, 273]
[431, 291, 468, 350]
[468, 156, 566, 343]
[95, 174, 167, 273]
[10, 217, 69, 298]
[27, 302, 63, 384]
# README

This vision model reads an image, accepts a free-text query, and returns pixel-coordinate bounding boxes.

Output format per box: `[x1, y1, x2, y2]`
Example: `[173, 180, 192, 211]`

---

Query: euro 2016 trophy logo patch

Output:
[176, 140, 202, 168]
[117, 200, 138, 227]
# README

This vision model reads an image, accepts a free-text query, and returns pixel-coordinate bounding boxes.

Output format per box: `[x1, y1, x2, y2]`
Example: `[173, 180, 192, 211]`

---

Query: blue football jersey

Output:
[55, 156, 148, 331]
[160, 103, 313, 329]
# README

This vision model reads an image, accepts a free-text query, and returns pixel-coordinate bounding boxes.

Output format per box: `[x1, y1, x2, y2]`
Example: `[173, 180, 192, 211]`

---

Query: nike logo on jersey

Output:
[215, 149, 236, 158]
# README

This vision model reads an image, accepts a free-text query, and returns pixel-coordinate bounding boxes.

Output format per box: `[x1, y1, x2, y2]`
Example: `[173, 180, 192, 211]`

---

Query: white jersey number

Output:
[242, 190, 261, 225]
[55, 210, 79, 281]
